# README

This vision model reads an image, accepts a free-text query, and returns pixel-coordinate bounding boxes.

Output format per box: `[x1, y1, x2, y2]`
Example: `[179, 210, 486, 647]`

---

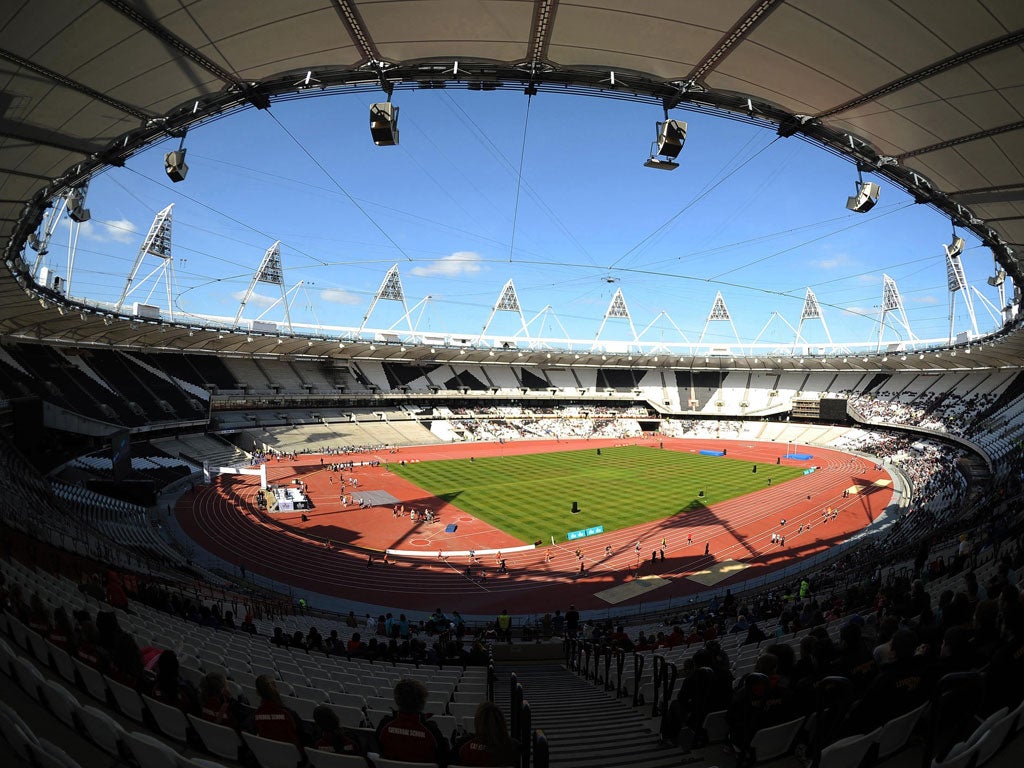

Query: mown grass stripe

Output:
[390, 445, 803, 544]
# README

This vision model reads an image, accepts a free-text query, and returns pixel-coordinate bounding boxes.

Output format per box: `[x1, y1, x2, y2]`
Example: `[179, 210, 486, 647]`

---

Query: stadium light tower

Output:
[945, 231, 977, 344]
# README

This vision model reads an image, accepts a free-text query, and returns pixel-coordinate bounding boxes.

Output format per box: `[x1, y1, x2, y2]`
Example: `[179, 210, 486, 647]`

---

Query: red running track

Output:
[176, 437, 893, 615]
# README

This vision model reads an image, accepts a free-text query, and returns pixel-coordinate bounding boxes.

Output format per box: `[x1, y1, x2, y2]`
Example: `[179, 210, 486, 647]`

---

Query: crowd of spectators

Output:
[451, 415, 645, 442]
[848, 389, 999, 438]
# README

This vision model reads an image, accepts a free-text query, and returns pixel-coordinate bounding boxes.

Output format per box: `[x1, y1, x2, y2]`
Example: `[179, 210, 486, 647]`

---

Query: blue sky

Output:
[41, 88, 1006, 350]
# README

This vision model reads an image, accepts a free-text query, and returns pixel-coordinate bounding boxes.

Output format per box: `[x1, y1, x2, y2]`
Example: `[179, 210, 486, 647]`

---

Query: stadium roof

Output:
[2, 0, 1023, 369]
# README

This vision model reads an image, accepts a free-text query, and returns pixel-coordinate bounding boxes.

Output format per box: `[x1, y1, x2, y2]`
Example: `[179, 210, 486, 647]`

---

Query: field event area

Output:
[389, 444, 806, 545]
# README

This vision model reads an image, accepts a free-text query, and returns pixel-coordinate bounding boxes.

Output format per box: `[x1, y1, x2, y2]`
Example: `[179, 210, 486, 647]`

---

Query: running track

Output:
[176, 437, 893, 615]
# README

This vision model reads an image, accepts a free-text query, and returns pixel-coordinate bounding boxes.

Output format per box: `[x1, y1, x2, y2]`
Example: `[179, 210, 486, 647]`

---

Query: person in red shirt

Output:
[252, 675, 301, 746]
[312, 705, 363, 757]
[48, 607, 74, 650]
[376, 678, 449, 765]
[199, 672, 240, 730]
[149, 650, 199, 715]
[346, 632, 366, 657]
[27, 592, 52, 636]
[453, 701, 520, 767]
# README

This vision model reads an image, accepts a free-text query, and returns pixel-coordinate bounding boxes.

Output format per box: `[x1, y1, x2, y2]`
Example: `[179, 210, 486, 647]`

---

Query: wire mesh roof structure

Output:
[1, 1, 1023, 370]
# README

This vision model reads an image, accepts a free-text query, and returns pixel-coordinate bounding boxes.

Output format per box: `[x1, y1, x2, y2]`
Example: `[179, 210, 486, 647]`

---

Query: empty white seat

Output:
[29, 738, 84, 768]
[41, 679, 81, 729]
[327, 704, 367, 729]
[281, 694, 319, 722]
[748, 715, 804, 763]
[932, 736, 984, 768]
[47, 642, 78, 685]
[142, 693, 190, 742]
[188, 713, 242, 761]
[0, 715, 34, 763]
[241, 731, 304, 768]
[819, 731, 876, 768]
[105, 676, 145, 722]
[12, 655, 45, 700]
[363, 708, 391, 729]
[373, 758, 438, 768]
[292, 684, 327, 702]
[306, 749, 369, 767]
[72, 658, 108, 702]
[79, 704, 126, 756]
[875, 702, 927, 760]
[364, 695, 394, 712]
[448, 701, 479, 721]
[124, 730, 180, 768]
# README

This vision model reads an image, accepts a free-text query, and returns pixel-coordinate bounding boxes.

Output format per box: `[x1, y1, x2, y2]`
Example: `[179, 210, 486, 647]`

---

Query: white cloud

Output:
[813, 254, 849, 270]
[841, 305, 876, 318]
[320, 288, 361, 305]
[410, 251, 483, 277]
[97, 218, 138, 243]
[230, 290, 277, 308]
[63, 217, 138, 243]
[909, 294, 940, 305]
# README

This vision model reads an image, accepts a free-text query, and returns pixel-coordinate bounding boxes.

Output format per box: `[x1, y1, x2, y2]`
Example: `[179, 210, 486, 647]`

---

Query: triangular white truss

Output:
[708, 292, 731, 320]
[794, 287, 833, 351]
[698, 291, 742, 349]
[945, 239, 977, 342]
[593, 288, 638, 350]
[524, 305, 572, 349]
[479, 279, 530, 342]
[116, 204, 177, 320]
[233, 242, 292, 332]
[877, 274, 917, 351]
[636, 311, 690, 353]
[359, 264, 412, 333]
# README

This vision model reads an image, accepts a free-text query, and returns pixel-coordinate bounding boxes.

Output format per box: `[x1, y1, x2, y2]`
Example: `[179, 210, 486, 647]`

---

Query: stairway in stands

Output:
[492, 663, 684, 768]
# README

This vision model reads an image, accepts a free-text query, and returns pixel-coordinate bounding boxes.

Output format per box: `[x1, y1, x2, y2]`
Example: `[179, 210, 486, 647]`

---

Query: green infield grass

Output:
[389, 445, 805, 545]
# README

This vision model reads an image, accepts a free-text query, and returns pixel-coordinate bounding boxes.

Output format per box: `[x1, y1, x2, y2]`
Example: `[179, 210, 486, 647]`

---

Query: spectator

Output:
[199, 672, 239, 729]
[496, 609, 513, 643]
[251, 675, 302, 746]
[108, 632, 144, 688]
[453, 701, 520, 766]
[376, 678, 449, 765]
[312, 705, 362, 755]
[347, 632, 366, 657]
[148, 650, 199, 714]
[565, 605, 580, 637]
[551, 609, 565, 636]
[306, 626, 323, 652]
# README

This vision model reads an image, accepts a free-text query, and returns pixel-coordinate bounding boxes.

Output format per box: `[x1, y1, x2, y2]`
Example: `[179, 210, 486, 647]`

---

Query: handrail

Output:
[614, 648, 626, 697]
[602, 644, 614, 691]
[520, 700, 533, 768]
[511, 678, 523, 737]
[651, 654, 677, 718]
[632, 652, 646, 707]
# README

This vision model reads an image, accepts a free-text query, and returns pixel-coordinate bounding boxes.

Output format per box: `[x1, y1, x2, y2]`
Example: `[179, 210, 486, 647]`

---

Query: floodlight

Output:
[27, 233, 48, 255]
[944, 236, 965, 259]
[370, 101, 399, 146]
[656, 120, 687, 159]
[644, 118, 687, 171]
[846, 181, 880, 213]
[67, 188, 90, 223]
[643, 157, 679, 171]
[164, 148, 189, 182]
[988, 269, 1006, 287]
